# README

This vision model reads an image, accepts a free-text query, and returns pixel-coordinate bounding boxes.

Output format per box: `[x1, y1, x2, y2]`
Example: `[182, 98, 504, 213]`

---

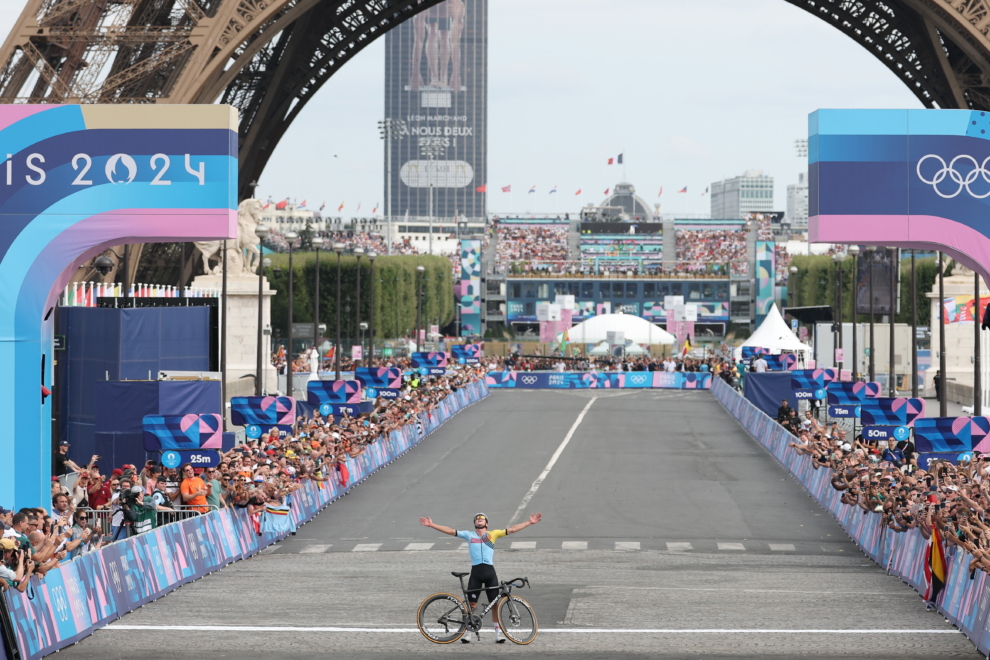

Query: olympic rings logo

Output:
[917, 154, 990, 198]
[520, 376, 538, 385]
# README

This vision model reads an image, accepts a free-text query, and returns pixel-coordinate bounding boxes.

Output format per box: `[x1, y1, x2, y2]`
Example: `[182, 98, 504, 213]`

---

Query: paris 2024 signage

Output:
[809, 109, 990, 283]
[0, 105, 237, 508]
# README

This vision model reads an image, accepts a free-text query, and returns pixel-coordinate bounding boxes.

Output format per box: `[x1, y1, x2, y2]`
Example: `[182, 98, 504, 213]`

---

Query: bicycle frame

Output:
[454, 575, 529, 628]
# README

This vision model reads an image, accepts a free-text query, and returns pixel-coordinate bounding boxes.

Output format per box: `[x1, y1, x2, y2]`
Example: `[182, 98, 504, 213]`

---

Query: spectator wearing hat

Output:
[87, 465, 113, 510]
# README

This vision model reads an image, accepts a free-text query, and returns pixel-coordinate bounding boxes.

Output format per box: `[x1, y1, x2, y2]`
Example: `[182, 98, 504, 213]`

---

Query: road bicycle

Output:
[416, 571, 538, 644]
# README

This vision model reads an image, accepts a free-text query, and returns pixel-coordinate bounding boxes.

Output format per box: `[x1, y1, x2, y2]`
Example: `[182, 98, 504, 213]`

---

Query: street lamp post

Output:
[284, 231, 299, 398]
[416, 265, 426, 352]
[889, 248, 898, 396]
[312, 236, 325, 352]
[833, 252, 845, 373]
[848, 245, 860, 380]
[359, 322, 368, 363]
[420, 144, 444, 255]
[866, 246, 877, 382]
[354, 247, 365, 364]
[911, 250, 918, 397]
[378, 119, 406, 256]
[333, 242, 345, 379]
[368, 251, 377, 365]
[254, 221, 271, 396]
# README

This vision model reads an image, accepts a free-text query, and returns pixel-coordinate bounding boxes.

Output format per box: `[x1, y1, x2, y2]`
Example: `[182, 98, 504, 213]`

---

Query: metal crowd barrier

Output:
[77, 503, 219, 541]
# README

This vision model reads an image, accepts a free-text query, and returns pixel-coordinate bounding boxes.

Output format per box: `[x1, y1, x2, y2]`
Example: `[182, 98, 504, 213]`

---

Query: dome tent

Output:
[555, 313, 675, 345]
[734, 304, 811, 359]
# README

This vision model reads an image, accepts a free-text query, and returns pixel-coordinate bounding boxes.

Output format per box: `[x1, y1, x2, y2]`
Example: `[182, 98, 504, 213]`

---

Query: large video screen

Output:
[384, 0, 487, 220]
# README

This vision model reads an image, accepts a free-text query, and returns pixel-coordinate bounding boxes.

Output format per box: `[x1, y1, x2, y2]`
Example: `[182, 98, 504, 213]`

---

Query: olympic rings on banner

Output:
[916, 154, 990, 199]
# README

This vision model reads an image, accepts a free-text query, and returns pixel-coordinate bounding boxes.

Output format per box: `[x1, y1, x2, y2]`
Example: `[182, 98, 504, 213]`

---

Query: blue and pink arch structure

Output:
[0, 105, 237, 509]
[809, 108, 990, 284]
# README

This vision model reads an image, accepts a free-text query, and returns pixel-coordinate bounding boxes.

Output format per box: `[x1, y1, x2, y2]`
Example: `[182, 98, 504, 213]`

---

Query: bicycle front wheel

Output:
[497, 595, 538, 644]
[417, 593, 468, 644]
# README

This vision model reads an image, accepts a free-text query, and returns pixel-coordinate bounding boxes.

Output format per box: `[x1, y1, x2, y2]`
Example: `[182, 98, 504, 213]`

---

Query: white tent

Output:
[588, 341, 648, 356]
[555, 313, 675, 345]
[735, 304, 811, 358]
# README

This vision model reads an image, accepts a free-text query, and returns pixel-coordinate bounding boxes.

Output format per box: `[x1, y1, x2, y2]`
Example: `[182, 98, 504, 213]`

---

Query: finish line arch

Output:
[0, 105, 237, 508]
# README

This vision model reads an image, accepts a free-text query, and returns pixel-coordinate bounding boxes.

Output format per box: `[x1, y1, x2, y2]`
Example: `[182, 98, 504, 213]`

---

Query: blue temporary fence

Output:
[712, 378, 990, 655]
[3, 380, 489, 660]
[485, 370, 712, 390]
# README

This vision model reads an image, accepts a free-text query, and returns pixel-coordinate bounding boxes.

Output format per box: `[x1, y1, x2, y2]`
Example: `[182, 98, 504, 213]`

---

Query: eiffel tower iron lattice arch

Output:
[3, 0, 990, 201]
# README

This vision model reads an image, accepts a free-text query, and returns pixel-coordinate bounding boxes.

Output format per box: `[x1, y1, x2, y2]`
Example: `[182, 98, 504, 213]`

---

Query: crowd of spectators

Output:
[675, 229, 747, 276]
[782, 401, 990, 577]
[1, 364, 487, 592]
[495, 224, 570, 268]
[492, 352, 742, 378]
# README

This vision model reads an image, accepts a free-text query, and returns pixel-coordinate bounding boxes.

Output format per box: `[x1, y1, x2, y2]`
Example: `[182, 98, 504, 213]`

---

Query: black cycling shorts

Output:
[467, 564, 499, 604]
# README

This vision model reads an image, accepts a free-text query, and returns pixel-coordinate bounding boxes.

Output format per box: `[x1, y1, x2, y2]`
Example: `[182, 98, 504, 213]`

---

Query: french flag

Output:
[607, 154, 623, 165]
[502, 185, 511, 193]
[678, 186, 687, 193]
[549, 186, 557, 194]
[528, 186, 536, 194]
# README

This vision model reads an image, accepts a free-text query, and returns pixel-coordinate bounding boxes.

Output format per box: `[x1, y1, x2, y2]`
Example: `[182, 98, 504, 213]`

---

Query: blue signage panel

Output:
[160, 449, 220, 468]
[828, 405, 860, 418]
[862, 426, 910, 442]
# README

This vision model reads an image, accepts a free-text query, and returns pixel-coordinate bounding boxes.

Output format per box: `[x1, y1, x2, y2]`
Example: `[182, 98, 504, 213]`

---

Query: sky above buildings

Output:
[0, 0, 923, 217]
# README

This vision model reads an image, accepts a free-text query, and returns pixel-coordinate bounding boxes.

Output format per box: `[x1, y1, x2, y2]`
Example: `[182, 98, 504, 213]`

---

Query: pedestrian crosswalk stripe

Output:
[457, 543, 468, 551]
[562, 541, 587, 550]
[615, 541, 640, 551]
[511, 541, 536, 549]
[404, 543, 434, 551]
[717, 542, 746, 551]
[299, 544, 331, 554]
[665, 542, 693, 551]
[352, 543, 382, 552]
[769, 543, 796, 551]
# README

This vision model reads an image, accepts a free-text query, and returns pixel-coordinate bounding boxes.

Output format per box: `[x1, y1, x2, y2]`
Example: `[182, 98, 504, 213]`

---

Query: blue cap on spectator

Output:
[0, 507, 9, 515]
[59, 440, 69, 446]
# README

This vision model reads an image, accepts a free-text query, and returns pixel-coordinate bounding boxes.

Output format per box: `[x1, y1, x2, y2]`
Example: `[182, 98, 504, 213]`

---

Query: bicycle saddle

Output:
[451, 572, 469, 578]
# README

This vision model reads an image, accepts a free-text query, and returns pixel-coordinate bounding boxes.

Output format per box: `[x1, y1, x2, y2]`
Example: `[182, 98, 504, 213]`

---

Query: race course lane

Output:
[52, 390, 978, 658]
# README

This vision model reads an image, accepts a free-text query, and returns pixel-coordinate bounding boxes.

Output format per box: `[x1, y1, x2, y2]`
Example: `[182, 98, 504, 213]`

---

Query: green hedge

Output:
[266, 252, 454, 342]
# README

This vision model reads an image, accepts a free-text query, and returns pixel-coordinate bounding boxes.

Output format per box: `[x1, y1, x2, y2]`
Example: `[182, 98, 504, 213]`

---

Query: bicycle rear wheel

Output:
[497, 595, 538, 644]
[417, 593, 468, 644]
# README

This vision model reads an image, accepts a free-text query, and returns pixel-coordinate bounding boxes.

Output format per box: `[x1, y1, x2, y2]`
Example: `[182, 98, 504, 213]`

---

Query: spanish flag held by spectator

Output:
[924, 525, 947, 605]
[681, 337, 691, 358]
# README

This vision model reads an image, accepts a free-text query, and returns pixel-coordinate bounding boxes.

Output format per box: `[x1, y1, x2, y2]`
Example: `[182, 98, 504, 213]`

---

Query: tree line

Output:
[265, 252, 455, 345]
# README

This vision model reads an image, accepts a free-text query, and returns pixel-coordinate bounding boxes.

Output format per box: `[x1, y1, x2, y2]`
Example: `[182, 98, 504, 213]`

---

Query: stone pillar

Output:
[192, 273, 278, 413]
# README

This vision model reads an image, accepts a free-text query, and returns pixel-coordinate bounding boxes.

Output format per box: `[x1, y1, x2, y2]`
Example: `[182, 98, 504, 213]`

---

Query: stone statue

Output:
[193, 198, 265, 276]
[308, 347, 319, 380]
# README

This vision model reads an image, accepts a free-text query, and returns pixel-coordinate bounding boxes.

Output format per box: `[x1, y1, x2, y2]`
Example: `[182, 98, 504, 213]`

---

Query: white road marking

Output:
[615, 541, 640, 551]
[562, 541, 587, 550]
[508, 397, 597, 525]
[298, 544, 331, 554]
[511, 541, 536, 549]
[769, 543, 796, 551]
[103, 625, 960, 634]
[403, 543, 434, 551]
[457, 543, 468, 551]
[351, 543, 382, 552]
[717, 542, 746, 551]
[259, 546, 278, 555]
[665, 542, 693, 551]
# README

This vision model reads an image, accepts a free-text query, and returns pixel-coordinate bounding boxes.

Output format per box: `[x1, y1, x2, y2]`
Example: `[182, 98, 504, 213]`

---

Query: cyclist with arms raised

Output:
[420, 512, 542, 643]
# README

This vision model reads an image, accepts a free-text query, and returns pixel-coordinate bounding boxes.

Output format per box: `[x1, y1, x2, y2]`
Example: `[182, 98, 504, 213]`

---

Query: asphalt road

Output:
[55, 390, 978, 658]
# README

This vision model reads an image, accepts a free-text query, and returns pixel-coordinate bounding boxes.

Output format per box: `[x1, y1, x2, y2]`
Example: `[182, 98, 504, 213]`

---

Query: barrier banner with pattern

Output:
[4, 380, 489, 660]
[712, 378, 990, 655]
[485, 371, 712, 390]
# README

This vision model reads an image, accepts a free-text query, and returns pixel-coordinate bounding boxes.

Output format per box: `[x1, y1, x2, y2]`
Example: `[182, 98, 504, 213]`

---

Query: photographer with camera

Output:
[109, 476, 145, 541]
[0, 539, 34, 593]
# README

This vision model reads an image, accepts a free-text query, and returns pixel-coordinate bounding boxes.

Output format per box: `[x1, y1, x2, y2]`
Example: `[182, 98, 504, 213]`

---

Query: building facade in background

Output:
[786, 172, 809, 230]
[384, 0, 488, 221]
[710, 170, 774, 219]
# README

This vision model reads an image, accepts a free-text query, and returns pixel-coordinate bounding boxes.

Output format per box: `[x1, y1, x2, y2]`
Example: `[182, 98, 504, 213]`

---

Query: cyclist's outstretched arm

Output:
[507, 512, 542, 535]
[419, 516, 456, 536]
